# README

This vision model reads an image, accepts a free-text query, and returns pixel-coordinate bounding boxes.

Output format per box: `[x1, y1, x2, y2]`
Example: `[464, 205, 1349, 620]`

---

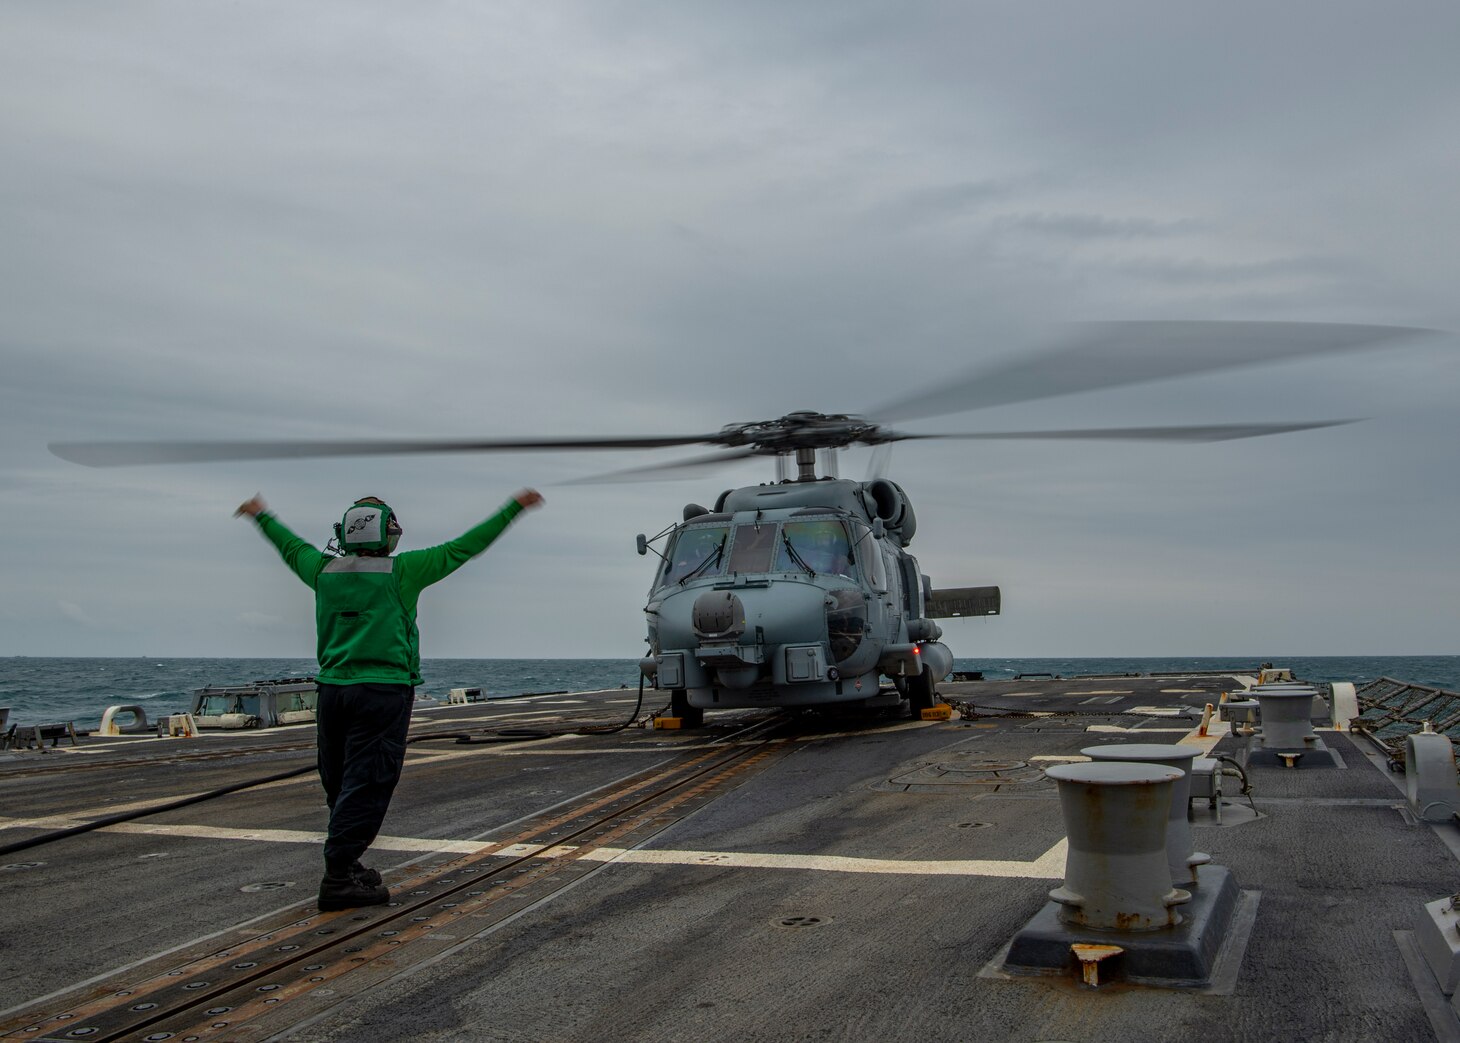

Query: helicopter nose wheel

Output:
[904, 670, 939, 718]
[669, 688, 705, 729]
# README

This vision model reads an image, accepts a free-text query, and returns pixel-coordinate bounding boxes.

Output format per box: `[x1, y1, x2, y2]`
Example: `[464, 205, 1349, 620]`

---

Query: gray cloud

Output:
[2, 0, 1456, 659]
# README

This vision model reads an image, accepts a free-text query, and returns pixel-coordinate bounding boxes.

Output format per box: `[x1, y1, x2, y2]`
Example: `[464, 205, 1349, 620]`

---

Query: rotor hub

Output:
[719, 412, 884, 455]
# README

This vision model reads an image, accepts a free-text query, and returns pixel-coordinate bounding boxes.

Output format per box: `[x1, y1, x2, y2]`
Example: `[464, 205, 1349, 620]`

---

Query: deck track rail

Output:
[1, 718, 790, 1043]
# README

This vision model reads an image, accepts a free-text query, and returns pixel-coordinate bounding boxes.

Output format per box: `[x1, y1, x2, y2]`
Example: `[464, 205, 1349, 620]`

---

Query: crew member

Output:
[235, 489, 544, 910]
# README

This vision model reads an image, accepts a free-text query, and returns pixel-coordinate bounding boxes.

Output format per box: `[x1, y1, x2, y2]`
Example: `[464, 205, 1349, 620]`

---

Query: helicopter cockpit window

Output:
[852, 523, 885, 590]
[661, 525, 730, 586]
[775, 519, 855, 579]
[725, 523, 778, 574]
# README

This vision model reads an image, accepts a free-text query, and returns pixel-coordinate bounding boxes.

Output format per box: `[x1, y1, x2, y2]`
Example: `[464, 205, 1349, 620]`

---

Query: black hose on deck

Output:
[571, 674, 650, 735]
[1, 677, 653, 857]
[0, 763, 316, 859]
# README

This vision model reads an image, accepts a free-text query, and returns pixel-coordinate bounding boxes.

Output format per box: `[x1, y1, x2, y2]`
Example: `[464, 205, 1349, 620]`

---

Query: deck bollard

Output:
[1081, 743, 1212, 886]
[1249, 684, 1320, 749]
[1044, 762, 1191, 931]
[1405, 728, 1460, 823]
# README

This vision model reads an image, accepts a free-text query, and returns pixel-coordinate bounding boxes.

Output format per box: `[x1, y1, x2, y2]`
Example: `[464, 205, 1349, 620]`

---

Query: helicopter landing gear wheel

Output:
[905, 669, 938, 718]
[669, 688, 704, 728]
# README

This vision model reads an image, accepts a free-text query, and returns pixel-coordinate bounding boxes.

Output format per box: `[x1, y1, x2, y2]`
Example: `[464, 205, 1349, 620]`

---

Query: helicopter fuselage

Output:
[639, 477, 959, 711]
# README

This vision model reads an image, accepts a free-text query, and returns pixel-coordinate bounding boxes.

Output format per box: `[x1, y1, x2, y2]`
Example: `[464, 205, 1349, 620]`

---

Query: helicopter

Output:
[627, 417, 1000, 724]
[48, 320, 1444, 723]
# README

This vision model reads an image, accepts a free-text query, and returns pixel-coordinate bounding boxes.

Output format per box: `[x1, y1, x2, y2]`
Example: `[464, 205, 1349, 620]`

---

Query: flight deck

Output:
[3, 672, 1459, 1042]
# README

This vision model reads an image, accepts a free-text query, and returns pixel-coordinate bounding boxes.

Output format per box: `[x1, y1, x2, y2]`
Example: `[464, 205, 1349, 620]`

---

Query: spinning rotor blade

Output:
[890, 419, 1360, 444]
[864, 443, 895, 481]
[47, 433, 723, 468]
[867, 321, 1443, 425]
[562, 447, 759, 484]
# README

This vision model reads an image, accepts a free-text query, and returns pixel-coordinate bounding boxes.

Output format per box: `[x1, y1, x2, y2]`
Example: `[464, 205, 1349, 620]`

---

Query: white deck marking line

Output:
[0, 772, 334, 829]
[0, 791, 215, 828]
[404, 746, 673, 764]
[2, 804, 1070, 880]
[1178, 724, 1227, 754]
[14, 820, 586, 856]
[582, 839, 1068, 879]
[795, 720, 936, 741]
[411, 709, 568, 726]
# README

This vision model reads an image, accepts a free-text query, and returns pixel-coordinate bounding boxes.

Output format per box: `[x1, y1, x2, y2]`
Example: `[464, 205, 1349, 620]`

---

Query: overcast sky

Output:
[3, 1, 1457, 663]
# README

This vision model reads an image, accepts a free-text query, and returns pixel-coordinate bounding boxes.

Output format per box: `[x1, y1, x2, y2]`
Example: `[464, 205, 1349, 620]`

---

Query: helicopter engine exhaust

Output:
[879, 640, 954, 680]
[919, 641, 954, 682]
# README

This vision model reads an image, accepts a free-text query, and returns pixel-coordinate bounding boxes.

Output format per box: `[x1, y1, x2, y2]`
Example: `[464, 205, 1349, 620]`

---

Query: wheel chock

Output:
[654, 717, 685, 730]
[920, 704, 953, 721]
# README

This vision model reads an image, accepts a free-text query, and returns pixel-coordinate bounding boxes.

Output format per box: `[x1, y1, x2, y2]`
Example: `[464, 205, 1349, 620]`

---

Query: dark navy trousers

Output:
[315, 682, 413, 873]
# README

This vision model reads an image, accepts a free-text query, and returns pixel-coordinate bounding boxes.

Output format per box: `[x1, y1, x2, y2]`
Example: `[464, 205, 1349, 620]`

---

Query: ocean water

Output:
[2, 655, 1457, 730]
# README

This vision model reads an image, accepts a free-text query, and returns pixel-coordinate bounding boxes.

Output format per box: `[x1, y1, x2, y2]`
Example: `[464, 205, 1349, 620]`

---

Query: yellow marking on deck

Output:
[581, 839, 1068, 879]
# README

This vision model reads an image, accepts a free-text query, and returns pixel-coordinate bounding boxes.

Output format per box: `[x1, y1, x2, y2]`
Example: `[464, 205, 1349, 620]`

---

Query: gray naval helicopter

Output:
[50, 320, 1443, 724]
[632, 415, 1000, 724]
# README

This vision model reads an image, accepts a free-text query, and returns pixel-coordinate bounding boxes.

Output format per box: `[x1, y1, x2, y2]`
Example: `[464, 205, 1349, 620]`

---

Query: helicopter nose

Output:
[691, 590, 746, 641]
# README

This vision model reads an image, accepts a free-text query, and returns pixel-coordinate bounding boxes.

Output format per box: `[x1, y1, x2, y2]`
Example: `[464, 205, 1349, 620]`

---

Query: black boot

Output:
[350, 861, 383, 887]
[318, 869, 389, 911]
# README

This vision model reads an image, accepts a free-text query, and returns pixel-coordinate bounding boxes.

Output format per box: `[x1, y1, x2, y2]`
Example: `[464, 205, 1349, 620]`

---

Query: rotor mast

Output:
[775, 446, 838, 482]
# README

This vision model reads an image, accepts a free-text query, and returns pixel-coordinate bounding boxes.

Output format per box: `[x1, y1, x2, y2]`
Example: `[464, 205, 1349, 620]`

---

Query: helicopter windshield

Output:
[775, 519, 855, 579]
[661, 524, 730, 585]
[725, 523, 778, 574]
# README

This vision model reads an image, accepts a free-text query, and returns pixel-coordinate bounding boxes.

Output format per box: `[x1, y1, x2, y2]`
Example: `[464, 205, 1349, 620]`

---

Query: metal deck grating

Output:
[1355, 677, 1460, 758]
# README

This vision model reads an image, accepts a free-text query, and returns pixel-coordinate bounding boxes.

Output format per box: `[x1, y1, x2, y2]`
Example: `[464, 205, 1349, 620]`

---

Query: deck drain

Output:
[240, 881, 295, 893]
[1, 861, 44, 871]
[774, 915, 830, 930]
[879, 754, 1045, 793]
[951, 822, 993, 830]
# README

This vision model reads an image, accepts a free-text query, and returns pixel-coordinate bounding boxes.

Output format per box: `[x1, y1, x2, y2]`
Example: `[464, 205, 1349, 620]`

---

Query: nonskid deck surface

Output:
[1, 676, 1457, 1042]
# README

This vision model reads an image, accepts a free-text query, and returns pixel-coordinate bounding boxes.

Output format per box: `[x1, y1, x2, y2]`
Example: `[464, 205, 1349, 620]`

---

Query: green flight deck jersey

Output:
[252, 500, 524, 686]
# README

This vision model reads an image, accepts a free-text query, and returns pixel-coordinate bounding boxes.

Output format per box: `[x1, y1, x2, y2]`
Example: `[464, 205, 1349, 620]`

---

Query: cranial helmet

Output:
[335, 496, 403, 554]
